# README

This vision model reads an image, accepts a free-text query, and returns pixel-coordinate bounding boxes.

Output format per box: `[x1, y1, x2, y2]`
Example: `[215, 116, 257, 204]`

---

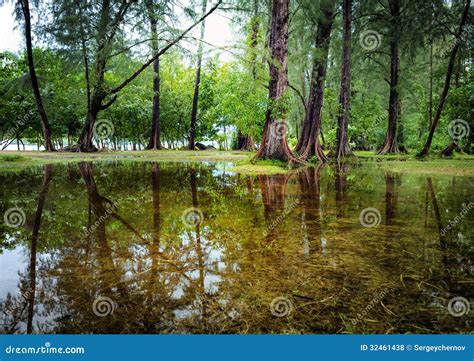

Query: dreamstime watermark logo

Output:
[4, 341, 85, 355]
[0, 108, 36, 149]
[92, 296, 116, 317]
[447, 296, 470, 317]
[3, 207, 26, 228]
[352, 288, 389, 326]
[359, 207, 381, 228]
[263, 198, 300, 237]
[270, 296, 293, 317]
[359, 30, 382, 51]
[440, 24, 473, 58]
[270, 120, 289, 140]
[448, 119, 470, 141]
[93, 119, 115, 140]
[181, 207, 204, 228]
[440, 202, 473, 236]
[84, 202, 119, 236]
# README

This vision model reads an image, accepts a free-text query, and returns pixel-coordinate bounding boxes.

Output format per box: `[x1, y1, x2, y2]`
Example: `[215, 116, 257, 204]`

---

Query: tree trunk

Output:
[334, 0, 353, 160]
[76, 0, 91, 112]
[428, 41, 433, 129]
[78, 100, 101, 151]
[77, 0, 114, 152]
[236, 7, 259, 152]
[378, 0, 401, 154]
[189, 0, 208, 150]
[440, 141, 458, 157]
[151, 163, 161, 247]
[236, 130, 257, 151]
[254, 0, 300, 162]
[298, 166, 323, 254]
[146, 0, 162, 150]
[418, 0, 470, 157]
[20, 0, 55, 152]
[74, 0, 221, 152]
[297, 2, 335, 162]
[27, 164, 53, 333]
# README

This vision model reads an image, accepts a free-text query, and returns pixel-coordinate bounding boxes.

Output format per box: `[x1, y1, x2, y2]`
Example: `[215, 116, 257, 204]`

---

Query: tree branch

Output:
[289, 83, 307, 113]
[110, 0, 223, 95]
[100, 95, 118, 110]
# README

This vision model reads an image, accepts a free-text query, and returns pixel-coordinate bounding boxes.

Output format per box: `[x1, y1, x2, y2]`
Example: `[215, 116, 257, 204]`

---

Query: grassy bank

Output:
[0, 150, 249, 171]
[1, 150, 473, 176]
[355, 151, 474, 176]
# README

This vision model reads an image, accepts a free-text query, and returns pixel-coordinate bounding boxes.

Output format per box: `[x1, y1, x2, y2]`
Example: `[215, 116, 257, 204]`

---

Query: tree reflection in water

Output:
[0, 162, 472, 334]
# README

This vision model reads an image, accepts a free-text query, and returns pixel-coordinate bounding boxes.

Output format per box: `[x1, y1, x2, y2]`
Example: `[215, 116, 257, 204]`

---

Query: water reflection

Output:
[0, 161, 472, 334]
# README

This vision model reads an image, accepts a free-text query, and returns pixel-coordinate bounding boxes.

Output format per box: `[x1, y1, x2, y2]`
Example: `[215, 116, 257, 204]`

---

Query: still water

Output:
[0, 161, 472, 334]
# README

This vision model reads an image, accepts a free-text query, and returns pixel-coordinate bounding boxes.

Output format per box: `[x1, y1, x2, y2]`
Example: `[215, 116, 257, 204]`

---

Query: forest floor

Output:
[0, 150, 473, 176]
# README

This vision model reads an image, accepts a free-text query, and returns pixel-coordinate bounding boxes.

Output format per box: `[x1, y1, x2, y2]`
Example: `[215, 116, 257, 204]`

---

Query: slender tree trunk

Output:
[335, 163, 349, 218]
[236, 4, 259, 151]
[428, 41, 433, 129]
[189, 0, 208, 150]
[75, 1, 220, 151]
[76, 0, 91, 112]
[418, 0, 470, 157]
[385, 173, 397, 224]
[254, 0, 300, 162]
[20, 0, 55, 152]
[146, 0, 162, 150]
[27, 164, 53, 333]
[297, 3, 335, 162]
[379, 0, 401, 154]
[78, 0, 113, 152]
[151, 163, 161, 247]
[298, 166, 323, 254]
[334, 0, 353, 160]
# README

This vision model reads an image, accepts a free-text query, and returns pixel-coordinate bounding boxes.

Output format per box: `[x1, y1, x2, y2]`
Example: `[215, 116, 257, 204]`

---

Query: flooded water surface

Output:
[0, 161, 472, 334]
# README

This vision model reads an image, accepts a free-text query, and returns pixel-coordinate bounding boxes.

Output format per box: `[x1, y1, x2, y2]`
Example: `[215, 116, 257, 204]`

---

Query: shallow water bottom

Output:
[0, 161, 472, 334]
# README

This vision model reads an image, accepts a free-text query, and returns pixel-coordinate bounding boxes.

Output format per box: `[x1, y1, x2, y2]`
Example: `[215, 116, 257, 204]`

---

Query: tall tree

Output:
[188, 0, 208, 150]
[254, 0, 300, 162]
[77, 0, 133, 151]
[145, 0, 163, 150]
[334, 0, 353, 160]
[236, 0, 260, 151]
[74, 0, 222, 151]
[20, 0, 55, 151]
[378, 0, 401, 154]
[418, 0, 471, 157]
[296, 0, 335, 162]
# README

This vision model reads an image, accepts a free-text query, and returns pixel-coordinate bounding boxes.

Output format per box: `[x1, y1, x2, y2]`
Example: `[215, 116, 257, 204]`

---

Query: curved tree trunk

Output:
[77, 0, 115, 152]
[75, 0, 221, 152]
[189, 0, 208, 150]
[418, 0, 470, 157]
[440, 141, 458, 157]
[146, 0, 162, 150]
[297, 3, 335, 162]
[20, 0, 55, 152]
[334, 0, 353, 160]
[254, 0, 300, 162]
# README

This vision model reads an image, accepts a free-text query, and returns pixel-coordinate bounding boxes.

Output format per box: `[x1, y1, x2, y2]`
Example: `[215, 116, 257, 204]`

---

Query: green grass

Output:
[0, 150, 248, 172]
[229, 156, 291, 175]
[1, 154, 30, 162]
[352, 150, 474, 176]
[0, 150, 473, 176]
